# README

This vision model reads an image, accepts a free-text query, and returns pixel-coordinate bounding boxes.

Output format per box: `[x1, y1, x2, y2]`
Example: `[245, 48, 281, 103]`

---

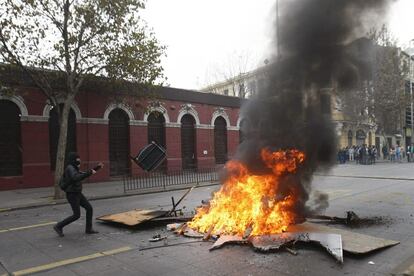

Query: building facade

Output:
[0, 70, 242, 190]
[200, 66, 268, 99]
[203, 40, 414, 154]
[202, 66, 378, 150]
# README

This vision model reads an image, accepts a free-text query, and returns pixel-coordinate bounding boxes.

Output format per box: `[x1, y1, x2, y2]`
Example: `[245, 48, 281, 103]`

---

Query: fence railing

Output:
[123, 168, 220, 193]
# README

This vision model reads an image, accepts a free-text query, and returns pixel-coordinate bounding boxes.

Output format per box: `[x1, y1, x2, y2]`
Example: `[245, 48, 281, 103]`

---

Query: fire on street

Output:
[1, 164, 414, 275]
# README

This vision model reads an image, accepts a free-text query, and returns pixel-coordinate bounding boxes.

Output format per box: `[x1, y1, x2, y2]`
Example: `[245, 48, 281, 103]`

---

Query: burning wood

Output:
[242, 225, 253, 239]
[188, 149, 306, 236]
[181, 149, 344, 262]
[175, 223, 187, 235]
[203, 225, 215, 241]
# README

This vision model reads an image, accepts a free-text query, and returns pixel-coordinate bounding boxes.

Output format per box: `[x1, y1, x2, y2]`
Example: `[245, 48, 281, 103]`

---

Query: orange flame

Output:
[188, 148, 306, 236]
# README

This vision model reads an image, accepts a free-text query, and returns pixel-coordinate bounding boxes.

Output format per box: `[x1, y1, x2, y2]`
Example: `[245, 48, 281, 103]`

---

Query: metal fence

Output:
[123, 168, 220, 193]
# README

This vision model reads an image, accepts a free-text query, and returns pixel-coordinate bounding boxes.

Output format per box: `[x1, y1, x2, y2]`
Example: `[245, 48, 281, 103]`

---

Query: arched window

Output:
[108, 109, 130, 176]
[181, 114, 196, 170]
[0, 100, 22, 176]
[356, 129, 366, 146]
[148, 112, 166, 171]
[49, 105, 77, 170]
[347, 130, 353, 147]
[214, 116, 227, 164]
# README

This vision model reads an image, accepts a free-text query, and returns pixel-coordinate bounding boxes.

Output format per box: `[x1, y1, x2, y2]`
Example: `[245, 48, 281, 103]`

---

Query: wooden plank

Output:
[183, 227, 204, 238]
[203, 225, 215, 241]
[151, 216, 193, 222]
[96, 209, 168, 226]
[287, 222, 399, 254]
[166, 186, 196, 216]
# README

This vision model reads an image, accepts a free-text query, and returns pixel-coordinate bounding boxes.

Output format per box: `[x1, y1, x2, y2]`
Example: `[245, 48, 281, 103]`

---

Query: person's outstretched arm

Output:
[66, 165, 93, 183]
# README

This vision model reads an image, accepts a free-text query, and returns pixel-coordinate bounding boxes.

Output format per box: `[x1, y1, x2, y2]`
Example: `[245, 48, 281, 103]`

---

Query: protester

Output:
[53, 152, 103, 237]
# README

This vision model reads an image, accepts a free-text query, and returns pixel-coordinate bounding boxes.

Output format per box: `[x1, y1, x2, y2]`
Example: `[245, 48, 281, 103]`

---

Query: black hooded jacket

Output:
[64, 152, 93, 193]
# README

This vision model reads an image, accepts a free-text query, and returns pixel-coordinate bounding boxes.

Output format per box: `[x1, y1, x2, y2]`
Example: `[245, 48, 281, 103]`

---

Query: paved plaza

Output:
[1, 163, 414, 275]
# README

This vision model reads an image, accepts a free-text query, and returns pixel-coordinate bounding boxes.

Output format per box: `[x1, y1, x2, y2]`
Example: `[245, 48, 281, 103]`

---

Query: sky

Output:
[141, 0, 414, 90]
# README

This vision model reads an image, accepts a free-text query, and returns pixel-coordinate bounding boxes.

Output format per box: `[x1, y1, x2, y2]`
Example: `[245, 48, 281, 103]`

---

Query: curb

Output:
[315, 174, 414, 181]
[0, 182, 220, 213]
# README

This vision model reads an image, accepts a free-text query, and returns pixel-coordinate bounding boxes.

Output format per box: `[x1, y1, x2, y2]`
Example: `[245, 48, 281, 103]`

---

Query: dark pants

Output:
[56, 192, 93, 231]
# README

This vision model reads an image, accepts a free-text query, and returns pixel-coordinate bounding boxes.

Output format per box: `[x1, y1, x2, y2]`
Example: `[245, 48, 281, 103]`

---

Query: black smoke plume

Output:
[235, 0, 394, 217]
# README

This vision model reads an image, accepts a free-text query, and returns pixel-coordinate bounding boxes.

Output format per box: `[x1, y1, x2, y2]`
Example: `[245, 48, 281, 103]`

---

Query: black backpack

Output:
[58, 169, 71, 191]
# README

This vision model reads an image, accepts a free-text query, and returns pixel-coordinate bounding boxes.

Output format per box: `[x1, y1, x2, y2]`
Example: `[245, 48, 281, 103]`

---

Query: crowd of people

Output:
[338, 144, 414, 164]
[337, 145, 377, 165]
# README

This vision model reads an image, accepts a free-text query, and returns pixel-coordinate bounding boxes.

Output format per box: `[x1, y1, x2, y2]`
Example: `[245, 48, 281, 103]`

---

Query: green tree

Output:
[0, 0, 165, 198]
[339, 25, 409, 147]
[370, 26, 409, 139]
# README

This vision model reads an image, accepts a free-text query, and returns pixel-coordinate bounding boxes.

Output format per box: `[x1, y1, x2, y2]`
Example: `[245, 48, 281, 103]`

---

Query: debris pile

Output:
[96, 185, 399, 264]
[166, 219, 399, 263]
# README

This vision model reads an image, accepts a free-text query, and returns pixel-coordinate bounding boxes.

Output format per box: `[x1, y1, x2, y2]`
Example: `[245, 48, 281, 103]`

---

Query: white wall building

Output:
[200, 65, 269, 98]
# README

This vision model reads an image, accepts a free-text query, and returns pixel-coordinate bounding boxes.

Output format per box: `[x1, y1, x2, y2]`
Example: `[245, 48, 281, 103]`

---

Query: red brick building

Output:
[0, 71, 242, 190]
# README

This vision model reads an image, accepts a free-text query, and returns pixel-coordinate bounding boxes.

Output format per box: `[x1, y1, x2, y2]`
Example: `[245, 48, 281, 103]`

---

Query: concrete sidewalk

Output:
[2, 162, 414, 212]
[0, 179, 218, 212]
[320, 161, 414, 180]
[0, 180, 121, 211]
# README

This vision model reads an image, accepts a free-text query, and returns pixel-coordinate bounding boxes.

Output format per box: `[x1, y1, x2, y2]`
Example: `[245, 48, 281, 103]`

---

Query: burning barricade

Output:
[163, 149, 398, 263]
[187, 148, 305, 237]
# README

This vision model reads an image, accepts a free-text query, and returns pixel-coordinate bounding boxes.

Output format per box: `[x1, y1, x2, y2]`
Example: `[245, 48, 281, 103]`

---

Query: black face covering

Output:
[67, 152, 80, 167]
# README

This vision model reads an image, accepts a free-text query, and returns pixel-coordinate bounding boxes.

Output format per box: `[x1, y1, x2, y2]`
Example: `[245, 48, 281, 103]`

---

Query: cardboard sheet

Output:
[207, 222, 399, 262]
[211, 232, 343, 262]
[97, 209, 168, 226]
[288, 222, 399, 254]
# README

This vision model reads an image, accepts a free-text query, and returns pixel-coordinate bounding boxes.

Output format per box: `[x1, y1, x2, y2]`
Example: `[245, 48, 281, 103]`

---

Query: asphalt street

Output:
[1, 163, 414, 275]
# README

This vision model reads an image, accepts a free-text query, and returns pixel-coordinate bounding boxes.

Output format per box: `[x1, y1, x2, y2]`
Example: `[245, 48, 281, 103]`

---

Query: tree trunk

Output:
[53, 98, 74, 199]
